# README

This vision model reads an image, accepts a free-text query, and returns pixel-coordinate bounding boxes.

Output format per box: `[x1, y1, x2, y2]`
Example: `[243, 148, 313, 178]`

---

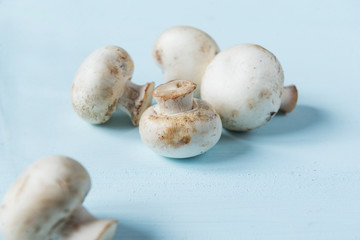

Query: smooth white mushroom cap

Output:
[153, 26, 220, 97]
[0, 155, 91, 240]
[201, 44, 284, 131]
[71, 46, 134, 124]
[139, 80, 222, 158]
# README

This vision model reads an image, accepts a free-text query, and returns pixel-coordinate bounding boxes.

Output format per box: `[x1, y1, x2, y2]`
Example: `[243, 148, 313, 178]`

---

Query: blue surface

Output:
[1, 0, 360, 239]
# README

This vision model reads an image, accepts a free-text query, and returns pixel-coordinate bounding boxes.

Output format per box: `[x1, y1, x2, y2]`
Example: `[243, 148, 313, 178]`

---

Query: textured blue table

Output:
[1, 0, 360, 239]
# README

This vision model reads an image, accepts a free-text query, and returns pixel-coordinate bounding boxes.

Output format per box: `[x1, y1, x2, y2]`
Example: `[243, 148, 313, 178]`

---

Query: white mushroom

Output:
[201, 44, 298, 131]
[153, 26, 220, 97]
[0, 155, 117, 240]
[139, 80, 222, 158]
[71, 45, 154, 126]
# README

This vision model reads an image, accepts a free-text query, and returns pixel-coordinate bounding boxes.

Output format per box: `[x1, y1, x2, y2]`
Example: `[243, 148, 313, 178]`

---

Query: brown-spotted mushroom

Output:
[0, 155, 117, 240]
[139, 80, 222, 158]
[153, 26, 220, 97]
[71, 45, 154, 126]
[201, 44, 298, 131]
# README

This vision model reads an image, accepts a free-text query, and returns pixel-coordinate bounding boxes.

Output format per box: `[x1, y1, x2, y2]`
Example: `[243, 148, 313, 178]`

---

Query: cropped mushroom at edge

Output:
[0, 155, 117, 240]
[71, 45, 154, 126]
[139, 80, 222, 158]
[153, 26, 220, 97]
[201, 44, 298, 131]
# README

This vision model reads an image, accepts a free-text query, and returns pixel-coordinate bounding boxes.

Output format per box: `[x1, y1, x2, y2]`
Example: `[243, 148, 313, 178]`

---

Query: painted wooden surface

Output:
[0, 0, 359, 239]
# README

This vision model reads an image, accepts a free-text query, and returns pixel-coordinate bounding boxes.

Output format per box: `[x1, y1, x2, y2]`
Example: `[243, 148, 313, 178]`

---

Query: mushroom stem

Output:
[280, 85, 298, 113]
[57, 206, 117, 240]
[117, 80, 155, 126]
[153, 80, 197, 115]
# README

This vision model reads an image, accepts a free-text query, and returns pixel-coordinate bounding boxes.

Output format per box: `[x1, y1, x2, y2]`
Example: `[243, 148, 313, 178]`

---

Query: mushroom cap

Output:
[71, 46, 134, 124]
[153, 79, 197, 101]
[139, 99, 222, 158]
[153, 26, 219, 97]
[0, 155, 90, 240]
[201, 44, 284, 131]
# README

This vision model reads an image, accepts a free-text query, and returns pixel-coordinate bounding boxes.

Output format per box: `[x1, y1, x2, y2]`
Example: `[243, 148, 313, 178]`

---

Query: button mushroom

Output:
[139, 80, 222, 158]
[0, 155, 117, 240]
[201, 44, 298, 131]
[153, 26, 220, 97]
[71, 45, 154, 126]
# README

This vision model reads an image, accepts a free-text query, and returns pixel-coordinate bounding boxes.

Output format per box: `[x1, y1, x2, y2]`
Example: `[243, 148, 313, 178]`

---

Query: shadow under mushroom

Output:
[96, 111, 135, 130]
[253, 104, 329, 136]
[165, 129, 253, 166]
[114, 222, 154, 240]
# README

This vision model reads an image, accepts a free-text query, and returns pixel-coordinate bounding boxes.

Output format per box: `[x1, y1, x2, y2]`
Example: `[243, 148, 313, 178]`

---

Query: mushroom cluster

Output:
[69, 26, 298, 157]
[0, 155, 117, 240]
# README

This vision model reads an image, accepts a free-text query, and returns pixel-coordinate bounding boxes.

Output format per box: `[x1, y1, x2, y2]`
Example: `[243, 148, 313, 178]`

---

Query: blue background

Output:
[1, 0, 360, 239]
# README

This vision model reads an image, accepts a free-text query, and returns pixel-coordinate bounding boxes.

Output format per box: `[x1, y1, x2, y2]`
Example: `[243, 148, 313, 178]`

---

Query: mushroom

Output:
[0, 155, 117, 240]
[139, 80, 222, 158]
[201, 44, 298, 131]
[71, 45, 154, 126]
[153, 26, 220, 97]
